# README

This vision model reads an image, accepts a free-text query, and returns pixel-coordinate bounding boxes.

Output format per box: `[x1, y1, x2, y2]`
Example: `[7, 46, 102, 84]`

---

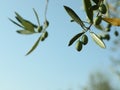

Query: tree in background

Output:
[82, 72, 119, 90]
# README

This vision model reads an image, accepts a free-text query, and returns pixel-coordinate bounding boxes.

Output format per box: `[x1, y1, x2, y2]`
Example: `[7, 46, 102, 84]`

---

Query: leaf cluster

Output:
[9, 9, 49, 55]
[64, 0, 120, 52]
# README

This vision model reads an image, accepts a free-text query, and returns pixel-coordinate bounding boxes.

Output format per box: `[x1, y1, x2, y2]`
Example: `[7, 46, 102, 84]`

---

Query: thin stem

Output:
[44, 0, 49, 20]
[33, 8, 40, 26]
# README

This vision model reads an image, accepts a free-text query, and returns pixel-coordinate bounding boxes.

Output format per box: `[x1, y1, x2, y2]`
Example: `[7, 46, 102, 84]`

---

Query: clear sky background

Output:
[0, 0, 119, 90]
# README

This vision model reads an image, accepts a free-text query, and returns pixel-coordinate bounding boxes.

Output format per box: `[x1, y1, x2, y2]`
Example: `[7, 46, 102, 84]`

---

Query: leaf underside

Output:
[90, 32, 106, 48]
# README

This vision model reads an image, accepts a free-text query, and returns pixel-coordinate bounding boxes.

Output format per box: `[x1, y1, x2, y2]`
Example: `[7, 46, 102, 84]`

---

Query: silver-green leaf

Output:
[90, 32, 106, 48]
[26, 36, 41, 55]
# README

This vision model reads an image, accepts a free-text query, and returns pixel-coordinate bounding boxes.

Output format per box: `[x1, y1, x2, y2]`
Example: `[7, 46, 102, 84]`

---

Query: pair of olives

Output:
[98, 34, 110, 41]
[41, 31, 48, 41]
[37, 20, 49, 33]
[36, 26, 48, 41]
[75, 34, 88, 52]
[94, 4, 107, 25]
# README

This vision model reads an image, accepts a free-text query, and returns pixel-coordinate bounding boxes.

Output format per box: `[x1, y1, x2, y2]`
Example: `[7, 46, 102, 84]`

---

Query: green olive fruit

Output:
[99, 4, 107, 14]
[105, 28, 111, 32]
[104, 34, 110, 41]
[114, 31, 119, 36]
[105, 24, 111, 32]
[44, 20, 49, 28]
[43, 31, 48, 38]
[41, 36, 45, 41]
[75, 40, 83, 52]
[81, 35, 88, 45]
[37, 26, 43, 33]
[94, 16, 102, 25]
[41, 31, 48, 41]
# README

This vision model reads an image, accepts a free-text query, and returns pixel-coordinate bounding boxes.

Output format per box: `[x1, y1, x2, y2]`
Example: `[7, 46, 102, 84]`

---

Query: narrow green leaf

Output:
[15, 12, 24, 23]
[33, 8, 40, 26]
[15, 16, 22, 23]
[68, 32, 84, 46]
[90, 32, 106, 48]
[16, 30, 35, 35]
[83, 0, 93, 23]
[15, 17, 37, 28]
[25, 20, 38, 28]
[22, 20, 36, 32]
[26, 36, 41, 55]
[64, 6, 85, 28]
[9, 18, 24, 28]
[15, 12, 36, 32]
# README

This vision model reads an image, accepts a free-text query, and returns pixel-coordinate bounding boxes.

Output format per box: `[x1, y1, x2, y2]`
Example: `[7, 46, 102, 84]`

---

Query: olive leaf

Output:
[102, 17, 120, 26]
[64, 6, 85, 29]
[16, 30, 36, 35]
[83, 0, 93, 23]
[68, 32, 84, 46]
[9, 18, 24, 28]
[33, 8, 40, 26]
[15, 16, 37, 28]
[15, 12, 24, 22]
[15, 12, 36, 32]
[90, 32, 106, 48]
[26, 36, 41, 55]
[16, 17, 37, 28]
[21, 20, 36, 32]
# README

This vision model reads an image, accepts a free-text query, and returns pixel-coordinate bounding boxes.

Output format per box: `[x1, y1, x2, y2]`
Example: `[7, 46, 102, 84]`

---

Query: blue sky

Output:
[0, 0, 119, 90]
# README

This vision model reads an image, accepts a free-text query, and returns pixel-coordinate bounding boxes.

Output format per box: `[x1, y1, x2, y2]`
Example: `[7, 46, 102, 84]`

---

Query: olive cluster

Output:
[64, 0, 119, 53]
[9, 9, 49, 55]
[37, 20, 49, 41]
[93, 3, 107, 26]
[41, 31, 48, 41]
[75, 34, 88, 52]
[97, 30, 119, 42]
